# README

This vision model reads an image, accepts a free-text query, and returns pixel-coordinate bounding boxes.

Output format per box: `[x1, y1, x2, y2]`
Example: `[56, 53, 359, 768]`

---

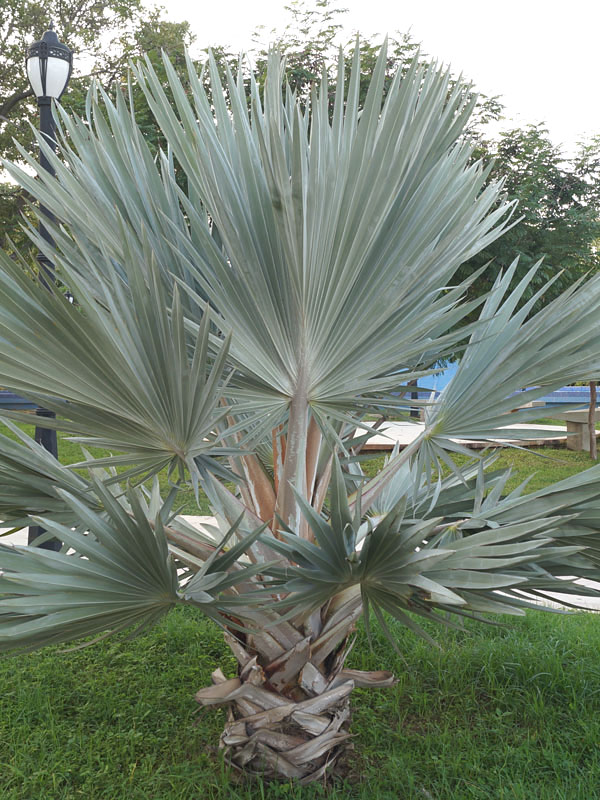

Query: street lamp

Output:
[26, 25, 72, 102]
[26, 24, 72, 185]
[25, 24, 72, 550]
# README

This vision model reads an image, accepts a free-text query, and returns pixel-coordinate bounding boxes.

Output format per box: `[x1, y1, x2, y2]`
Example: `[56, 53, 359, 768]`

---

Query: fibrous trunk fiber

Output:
[195, 609, 395, 783]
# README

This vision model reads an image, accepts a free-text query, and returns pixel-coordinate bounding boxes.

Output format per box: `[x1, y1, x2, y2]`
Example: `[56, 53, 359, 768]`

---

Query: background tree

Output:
[0, 0, 194, 161]
[251, 0, 501, 130]
[0, 0, 193, 250]
[457, 124, 600, 306]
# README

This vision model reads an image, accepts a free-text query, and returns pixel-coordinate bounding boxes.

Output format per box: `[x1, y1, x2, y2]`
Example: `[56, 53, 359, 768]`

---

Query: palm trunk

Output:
[195, 594, 395, 783]
[194, 408, 397, 783]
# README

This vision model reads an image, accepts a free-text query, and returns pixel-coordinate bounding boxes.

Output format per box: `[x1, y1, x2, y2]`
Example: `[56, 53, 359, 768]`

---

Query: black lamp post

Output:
[25, 24, 72, 550]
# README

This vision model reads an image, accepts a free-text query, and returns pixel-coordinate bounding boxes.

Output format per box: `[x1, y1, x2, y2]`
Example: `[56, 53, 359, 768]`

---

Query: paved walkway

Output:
[361, 421, 569, 450]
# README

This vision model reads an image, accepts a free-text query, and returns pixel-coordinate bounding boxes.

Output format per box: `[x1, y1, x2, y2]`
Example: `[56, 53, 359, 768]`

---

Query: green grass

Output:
[3, 424, 600, 797]
[470, 447, 598, 494]
[363, 446, 597, 496]
[1, 608, 600, 799]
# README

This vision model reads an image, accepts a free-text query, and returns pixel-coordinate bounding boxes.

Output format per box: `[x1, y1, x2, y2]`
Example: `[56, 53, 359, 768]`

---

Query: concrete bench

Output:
[555, 409, 599, 451]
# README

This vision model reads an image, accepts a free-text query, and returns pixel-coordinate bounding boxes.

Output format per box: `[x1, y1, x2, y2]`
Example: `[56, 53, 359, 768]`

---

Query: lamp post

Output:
[25, 24, 72, 550]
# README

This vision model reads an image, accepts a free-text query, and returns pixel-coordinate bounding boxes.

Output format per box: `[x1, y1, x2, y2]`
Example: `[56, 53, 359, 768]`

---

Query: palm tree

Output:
[2, 44, 600, 783]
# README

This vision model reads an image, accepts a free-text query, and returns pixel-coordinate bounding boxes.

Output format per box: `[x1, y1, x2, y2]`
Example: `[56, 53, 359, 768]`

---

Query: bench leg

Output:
[566, 421, 586, 451]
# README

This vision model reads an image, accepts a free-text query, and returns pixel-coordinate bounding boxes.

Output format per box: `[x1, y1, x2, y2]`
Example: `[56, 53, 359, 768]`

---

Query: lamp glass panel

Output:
[45, 58, 70, 98]
[26, 57, 44, 97]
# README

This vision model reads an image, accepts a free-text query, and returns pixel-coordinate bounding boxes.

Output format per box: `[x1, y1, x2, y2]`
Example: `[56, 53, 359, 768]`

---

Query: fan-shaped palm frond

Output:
[0, 420, 97, 529]
[0, 245, 233, 483]
[0, 481, 180, 652]
[357, 256, 600, 514]
[261, 458, 600, 640]
[421, 258, 600, 457]
[0, 479, 268, 654]
[133, 45, 514, 421]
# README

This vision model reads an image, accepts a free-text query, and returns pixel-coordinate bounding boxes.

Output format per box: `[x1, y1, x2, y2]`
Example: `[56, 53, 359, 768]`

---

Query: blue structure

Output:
[414, 364, 591, 407]
[0, 391, 37, 410]
[536, 386, 592, 407]
[420, 361, 458, 394]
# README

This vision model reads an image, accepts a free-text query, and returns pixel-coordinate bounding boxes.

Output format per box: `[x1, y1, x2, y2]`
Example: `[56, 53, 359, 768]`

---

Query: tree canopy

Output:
[457, 124, 600, 306]
[0, 0, 193, 161]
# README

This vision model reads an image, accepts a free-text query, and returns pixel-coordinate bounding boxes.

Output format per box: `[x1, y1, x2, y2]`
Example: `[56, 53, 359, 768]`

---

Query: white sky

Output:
[158, 0, 600, 154]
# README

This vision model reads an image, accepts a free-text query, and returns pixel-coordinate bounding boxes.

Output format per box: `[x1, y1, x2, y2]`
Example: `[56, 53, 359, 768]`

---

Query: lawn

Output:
[2, 424, 600, 798]
[1, 608, 600, 799]
[364, 444, 597, 496]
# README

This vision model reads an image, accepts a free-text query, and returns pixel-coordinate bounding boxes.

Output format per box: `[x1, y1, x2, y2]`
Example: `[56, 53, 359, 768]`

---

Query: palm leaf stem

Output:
[222, 409, 276, 524]
[349, 430, 426, 515]
[275, 362, 309, 533]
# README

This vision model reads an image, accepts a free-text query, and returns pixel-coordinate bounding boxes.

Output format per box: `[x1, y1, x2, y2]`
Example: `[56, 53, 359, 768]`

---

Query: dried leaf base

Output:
[196, 622, 395, 784]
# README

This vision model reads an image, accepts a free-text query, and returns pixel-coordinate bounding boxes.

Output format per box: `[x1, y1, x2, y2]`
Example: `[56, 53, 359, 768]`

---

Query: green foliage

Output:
[0, 183, 34, 254]
[418, 257, 600, 472]
[363, 446, 600, 501]
[5, 0, 598, 293]
[0, 420, 97, 528]
[253, 0, 351, 96]
[189, 2, 600, 313]
[458, 124, 600, 306]
[3, 24, 600, 787]
[251, 0, 501, 130]
[0, 0, 194, 162]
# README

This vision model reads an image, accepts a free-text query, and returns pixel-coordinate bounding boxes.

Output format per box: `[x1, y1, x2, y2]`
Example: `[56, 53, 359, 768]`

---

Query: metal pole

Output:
[27, 96, 60, 551]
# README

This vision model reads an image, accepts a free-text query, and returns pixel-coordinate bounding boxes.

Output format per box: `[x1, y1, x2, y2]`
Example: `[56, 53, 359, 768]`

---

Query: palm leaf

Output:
[0, 481, 180, 653]
[259, 457, 600, 643]
[0, 243, 232, 483]
[0, 478, 272, 653]
[129, 43, 514, 418]
[0, 419, 97, 529]
[423, 259, 600, 451]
